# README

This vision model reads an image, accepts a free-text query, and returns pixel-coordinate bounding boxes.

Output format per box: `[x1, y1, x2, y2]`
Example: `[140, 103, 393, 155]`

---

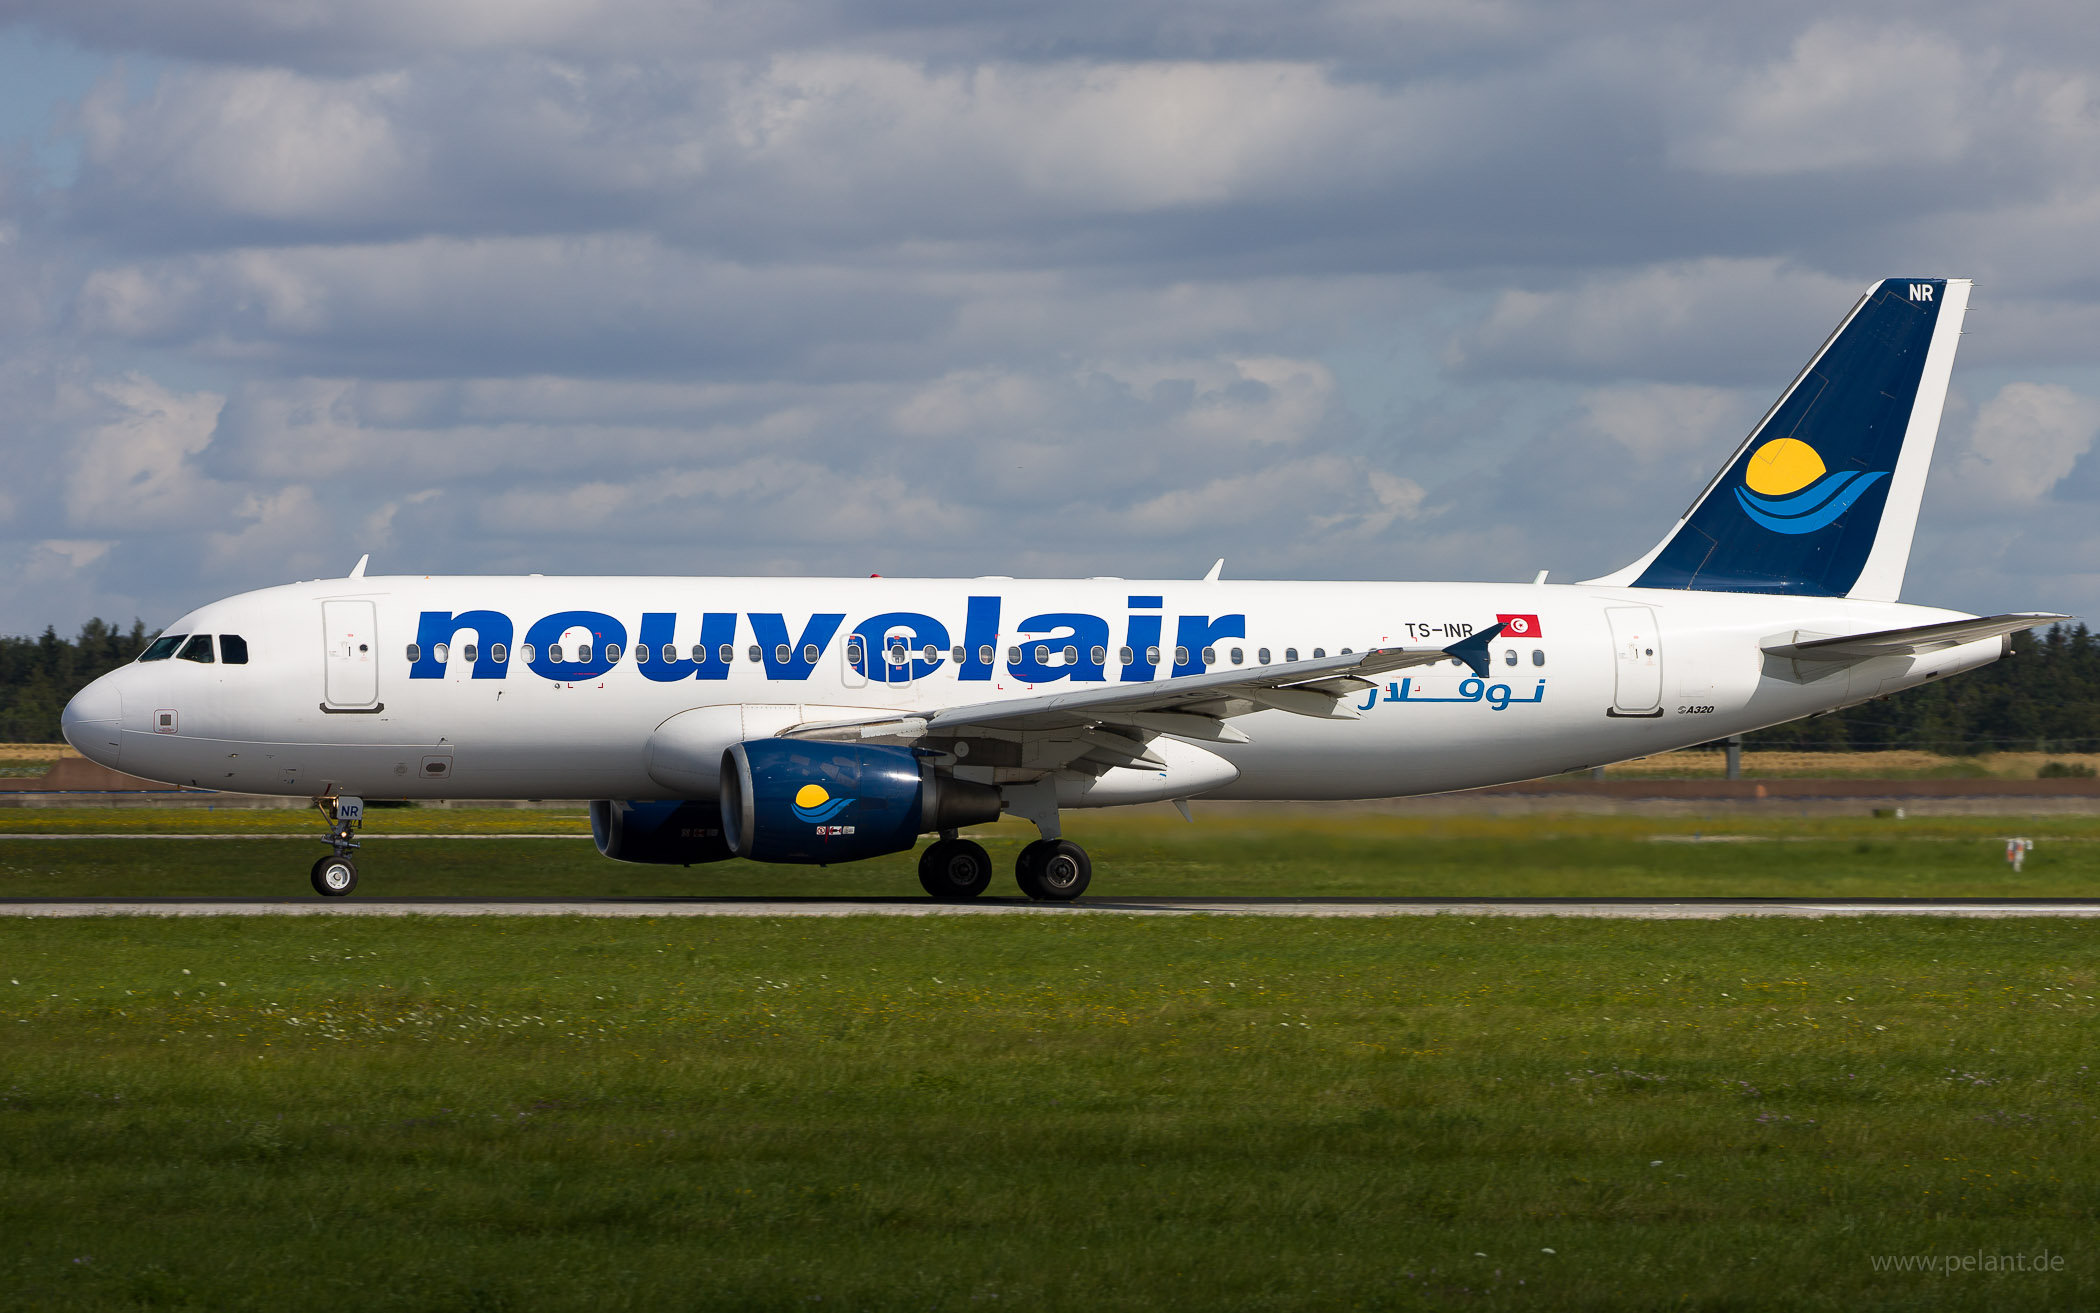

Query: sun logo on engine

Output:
[791, 784, 854, 823]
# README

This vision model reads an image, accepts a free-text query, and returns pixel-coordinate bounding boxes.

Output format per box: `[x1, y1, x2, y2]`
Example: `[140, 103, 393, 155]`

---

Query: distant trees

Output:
[2, 618, 2096, 751]
[0, 620, 151, 742]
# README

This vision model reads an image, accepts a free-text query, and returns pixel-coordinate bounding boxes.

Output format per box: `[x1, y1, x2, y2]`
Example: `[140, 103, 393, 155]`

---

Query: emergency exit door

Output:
[1605, 605, 1663, 716]
[323, 600, 380, 708]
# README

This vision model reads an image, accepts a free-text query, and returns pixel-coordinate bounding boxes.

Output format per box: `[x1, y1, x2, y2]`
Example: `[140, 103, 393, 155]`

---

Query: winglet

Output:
[1203, 558, 1224, 583]
[348, 554, 369, 579]
[1442, 623, 1506, 678]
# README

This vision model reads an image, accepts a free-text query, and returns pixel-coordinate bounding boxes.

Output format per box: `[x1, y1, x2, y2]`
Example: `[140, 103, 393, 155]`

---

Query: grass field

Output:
[3, 914, 2095, 1310]
[2, 806, 2097, 900]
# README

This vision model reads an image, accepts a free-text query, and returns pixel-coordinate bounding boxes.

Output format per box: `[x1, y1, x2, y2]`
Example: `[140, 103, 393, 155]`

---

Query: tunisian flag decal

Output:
[1496, 613, 1542, 638]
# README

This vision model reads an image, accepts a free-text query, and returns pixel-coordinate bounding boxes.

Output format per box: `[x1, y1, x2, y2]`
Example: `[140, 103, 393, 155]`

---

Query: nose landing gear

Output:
[310, 795, 364, 897]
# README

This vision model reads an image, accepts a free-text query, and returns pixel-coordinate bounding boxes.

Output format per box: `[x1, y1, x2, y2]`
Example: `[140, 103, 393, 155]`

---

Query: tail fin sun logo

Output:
[792, 784, 854, 823]
[1733, 438, 1887, 535]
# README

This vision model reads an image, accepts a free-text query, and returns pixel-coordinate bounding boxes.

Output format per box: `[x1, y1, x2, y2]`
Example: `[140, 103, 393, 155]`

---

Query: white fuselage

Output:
[63, 575, 2002, 804]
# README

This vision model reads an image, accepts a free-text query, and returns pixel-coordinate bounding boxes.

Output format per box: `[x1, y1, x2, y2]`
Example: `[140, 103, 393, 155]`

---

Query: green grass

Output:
[2, 808, 2098, 899]
[3, 915, 2095, 1310]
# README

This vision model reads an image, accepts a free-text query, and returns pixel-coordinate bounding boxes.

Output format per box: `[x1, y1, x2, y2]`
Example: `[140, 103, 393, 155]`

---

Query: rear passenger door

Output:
[322, 601, 380, 709]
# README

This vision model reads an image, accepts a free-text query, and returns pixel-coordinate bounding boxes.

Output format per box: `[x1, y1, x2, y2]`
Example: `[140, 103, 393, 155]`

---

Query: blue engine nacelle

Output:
[719, 739, 1002, 865]
[590, 799, 736, 865]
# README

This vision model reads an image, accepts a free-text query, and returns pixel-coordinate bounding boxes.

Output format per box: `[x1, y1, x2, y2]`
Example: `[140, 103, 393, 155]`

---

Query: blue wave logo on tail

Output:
[1732, 437, 1887, 535]
[791, 784, 853, 823]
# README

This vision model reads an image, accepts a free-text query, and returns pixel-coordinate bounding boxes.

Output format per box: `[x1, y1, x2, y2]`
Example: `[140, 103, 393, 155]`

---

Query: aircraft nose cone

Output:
[62, 674, 124, 767]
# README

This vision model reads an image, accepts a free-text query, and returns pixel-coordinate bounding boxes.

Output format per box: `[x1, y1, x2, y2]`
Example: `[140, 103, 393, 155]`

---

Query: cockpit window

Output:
[219, 635, 249, 665]
[139, 635, 185, 662]
[177, 635, 215, 664]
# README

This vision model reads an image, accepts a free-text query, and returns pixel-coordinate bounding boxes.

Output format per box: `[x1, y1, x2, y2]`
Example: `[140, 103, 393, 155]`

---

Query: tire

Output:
[918, 838, 993, 900]
[1031, 840, 1091, 901]
[311, 854, 358, 898]
[1013, 842, 1046, 900]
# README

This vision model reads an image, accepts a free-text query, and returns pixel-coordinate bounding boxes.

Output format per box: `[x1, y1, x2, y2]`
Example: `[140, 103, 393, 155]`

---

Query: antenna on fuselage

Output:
[1203, 558, 1224, 583]
[348, 554, 369, 579]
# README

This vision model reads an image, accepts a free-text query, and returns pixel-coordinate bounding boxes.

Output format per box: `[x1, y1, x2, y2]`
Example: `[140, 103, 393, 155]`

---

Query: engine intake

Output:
[590, 799, 735, 865]
[719, 739, 1001, 864]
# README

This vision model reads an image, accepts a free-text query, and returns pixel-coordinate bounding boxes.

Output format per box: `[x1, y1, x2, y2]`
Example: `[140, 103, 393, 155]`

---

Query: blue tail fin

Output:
[1592, 278, 1970, 600]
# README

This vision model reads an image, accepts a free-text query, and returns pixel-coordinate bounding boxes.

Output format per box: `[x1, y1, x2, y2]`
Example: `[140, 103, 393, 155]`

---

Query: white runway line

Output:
[4, 899, 2100, 919]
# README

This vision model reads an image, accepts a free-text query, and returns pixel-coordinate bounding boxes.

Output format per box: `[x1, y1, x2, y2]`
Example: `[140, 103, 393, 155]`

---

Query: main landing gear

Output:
[310, 795, 364, 897]
[1015, 838, 1091, 902]
[918, 836, 994, 900]
[916, 833, 1092, 901]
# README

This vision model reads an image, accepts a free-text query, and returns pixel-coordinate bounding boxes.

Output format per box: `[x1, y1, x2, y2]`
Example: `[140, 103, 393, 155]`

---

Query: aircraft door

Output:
[1605, 605, 1663, 717]
[322, 600, 380, 708]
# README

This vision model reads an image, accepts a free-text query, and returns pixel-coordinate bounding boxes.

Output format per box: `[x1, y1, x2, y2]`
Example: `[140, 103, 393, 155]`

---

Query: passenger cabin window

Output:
[1230, 647, 1244, 665]
[748, 645, 762, 663]
[405, 643, 421, 663]
[549, 644, 564, 663]
[719, 644, 734, 665]
[1285, 647, 1298, 662]
[1504, 649, 1518, 667]
[1533, 649, 1545, 667]
[491, 643, 507, 664]
[950, 645, 965, 663]
[1007, 645, 1021, 664]
[920, 644, 936, 664]
[808, 644, 824, 664]
[846, 639, 865, 665]
[519, 643, 536, 663]
[1035, 644, 1050, 664]
[978, 645, 994, 665]
[1118, 646, 1133, 665]
[1201, 646, 1216, 665]
[1257, 647, 1270, 664]
[1061, 645, 1078, 665]
[1146, 645, 1161, 665]
[461, 643, 477, 663]
[775, 644, 792, 664]
[177, 635, 214, 664]
[218, 635, 249, 665]
[662, 644, 677, 663]
[1174, 646, 1189, 666]
[1090, 645, 1106, 665]
[139, 634, 185, 662]
[636, 644, 651, 664]
[1313, 648, 1326, 658]
[434, 642, 450, 664]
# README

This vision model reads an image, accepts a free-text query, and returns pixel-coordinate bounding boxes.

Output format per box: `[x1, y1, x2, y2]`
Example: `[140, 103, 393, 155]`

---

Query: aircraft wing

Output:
[1761, 612, 2067, 662]
[787, 625, 1507, 750]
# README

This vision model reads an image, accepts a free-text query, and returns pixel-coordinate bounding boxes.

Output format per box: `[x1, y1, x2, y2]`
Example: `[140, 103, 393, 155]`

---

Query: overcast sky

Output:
[1, 1, 2097, 636]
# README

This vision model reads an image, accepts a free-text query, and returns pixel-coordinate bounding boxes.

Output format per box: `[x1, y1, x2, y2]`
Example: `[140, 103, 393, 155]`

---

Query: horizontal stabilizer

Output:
[1762, 612, 2067, 663]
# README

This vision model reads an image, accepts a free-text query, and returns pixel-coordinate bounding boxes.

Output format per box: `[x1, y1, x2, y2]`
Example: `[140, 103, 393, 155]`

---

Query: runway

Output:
[4, 896, 2100, 919]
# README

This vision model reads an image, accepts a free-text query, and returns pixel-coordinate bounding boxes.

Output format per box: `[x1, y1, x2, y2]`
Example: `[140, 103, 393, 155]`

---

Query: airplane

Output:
[61, 277, 2065, 901]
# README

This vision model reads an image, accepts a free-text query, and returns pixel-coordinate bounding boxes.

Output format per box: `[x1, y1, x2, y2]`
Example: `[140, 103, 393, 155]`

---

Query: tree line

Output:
[0, 619, 154, 743]
[2, 617, 2096, 750]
